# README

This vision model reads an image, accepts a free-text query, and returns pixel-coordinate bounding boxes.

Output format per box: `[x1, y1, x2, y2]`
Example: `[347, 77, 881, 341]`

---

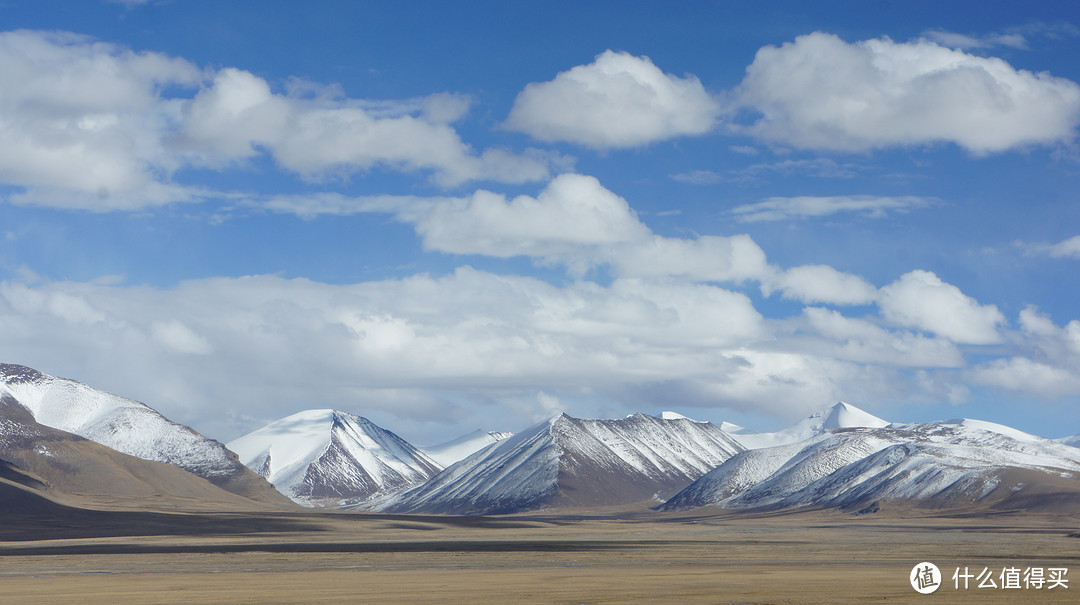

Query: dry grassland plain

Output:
[1, 505, 1079, 604]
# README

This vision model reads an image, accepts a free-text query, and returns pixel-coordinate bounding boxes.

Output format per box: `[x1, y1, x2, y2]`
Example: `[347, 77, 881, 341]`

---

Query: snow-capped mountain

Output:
[723, 402, 890, 449]
[1057, 435, 1080, 448]
[0, 363, 281, 502]
[0, 391, 288, 510]
[227, 409, 442, 506]
[421, 429, 514, 467]
[660, 418, 1080, 513]
[373, 412, 744, 515]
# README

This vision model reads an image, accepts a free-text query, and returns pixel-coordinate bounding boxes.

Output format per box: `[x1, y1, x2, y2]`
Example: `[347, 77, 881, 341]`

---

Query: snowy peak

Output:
[661, 420, 1080, 514]
[820, 402, 890, 430]
[0, 363, 280, 503]
[727, 402, 890, 450]
[228, 409, 441, 506]
[374, 412, 744, 515]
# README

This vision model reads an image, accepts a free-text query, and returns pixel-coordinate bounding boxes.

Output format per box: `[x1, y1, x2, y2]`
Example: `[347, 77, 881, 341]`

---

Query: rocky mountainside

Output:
[228, 409, 442, 506]
[373, 412, 744, 515]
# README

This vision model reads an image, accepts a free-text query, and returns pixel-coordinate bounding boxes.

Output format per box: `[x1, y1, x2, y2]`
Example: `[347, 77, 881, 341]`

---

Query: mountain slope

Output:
[374, 412, 744, 515]
[1057, 435, 1080, 448]
[0, 363, 284, 503]
[660, 420, 1080, 514]
[227, 409, 442, 506]
[0, 392, 290, 510]
[724, 401, 890, 449]
[421, 429, 514, 467]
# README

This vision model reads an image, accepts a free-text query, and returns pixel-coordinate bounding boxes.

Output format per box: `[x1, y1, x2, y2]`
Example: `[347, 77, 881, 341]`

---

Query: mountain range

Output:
[370, 412, 745, 515]
[3, 362, 1080, 517]
[661, 414, 1080, 514]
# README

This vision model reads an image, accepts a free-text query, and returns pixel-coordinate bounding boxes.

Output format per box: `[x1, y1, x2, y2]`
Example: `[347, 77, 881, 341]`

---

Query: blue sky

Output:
[1, 1, 1079, 444]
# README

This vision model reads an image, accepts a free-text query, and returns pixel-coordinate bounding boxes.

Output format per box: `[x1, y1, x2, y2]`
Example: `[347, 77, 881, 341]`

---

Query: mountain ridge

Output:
[372, 412, 744, 515]
[227, 408, 442, 506]
[0, 363, 283, 503]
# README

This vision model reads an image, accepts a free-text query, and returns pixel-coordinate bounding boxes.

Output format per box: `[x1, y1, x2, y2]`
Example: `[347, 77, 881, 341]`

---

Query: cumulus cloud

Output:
[0, 31, 555, 211]
[797, 307, 964, 368]
[405, 173, 651, 260]
[972, 357, 1080, 398]
[971, 306, 1080, 398]
[878, 270, 1005, 344]
[179, 68, 553, 186]
[504, 50, 720, 149]
[0, 270, 774, 440]
[0, 30, 203, 209]
[733, 32, 1080, 153]
[0, 268, 993, 442]
[260, 174, 772, 283]
[731, 195, 934, 222]
[763, 264, 878, 305]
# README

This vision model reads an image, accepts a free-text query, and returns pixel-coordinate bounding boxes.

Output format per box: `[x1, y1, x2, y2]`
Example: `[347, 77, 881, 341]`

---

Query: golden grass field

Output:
[1, 503, 1079, 604]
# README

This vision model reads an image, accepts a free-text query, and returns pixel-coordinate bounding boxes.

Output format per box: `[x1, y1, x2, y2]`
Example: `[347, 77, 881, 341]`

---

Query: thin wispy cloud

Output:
[673, 158, 859, 185]
[730, 195, 935, 222]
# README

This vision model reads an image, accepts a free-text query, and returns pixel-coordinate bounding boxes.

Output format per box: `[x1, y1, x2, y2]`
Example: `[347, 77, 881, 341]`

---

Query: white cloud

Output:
[764, 265, 878, 305]
[878, 270, 1005, 344]
[610, 234, 769, 283]
[972, 357, 1080, 398]
[921, 30, 1028, 50]
[798, 306, 964, 368]
[673, 158, 859, 185]
[731, 195, 933, 222]
[973, 307, 1080, 398]
[406, 173, 651, 260]
[151, 320, 213, 355]
[0, 268, 979, 442]
[0, 270, 771, 439]
[4, 268, 1070, 441]
[1048, 235, 1080, 258]
[0, 30, 203, 210]
[179, 67, 553, 187]
[0, 31, 556, 211]
[733, 32, 1080, 153]
[262, 175, 773, 284]
[504, 50, 720, 149]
